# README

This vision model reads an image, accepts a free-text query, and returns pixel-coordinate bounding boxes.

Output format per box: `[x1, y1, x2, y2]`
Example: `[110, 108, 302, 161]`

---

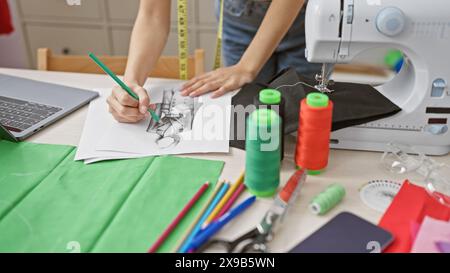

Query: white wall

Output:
[0, 0, 29, 68]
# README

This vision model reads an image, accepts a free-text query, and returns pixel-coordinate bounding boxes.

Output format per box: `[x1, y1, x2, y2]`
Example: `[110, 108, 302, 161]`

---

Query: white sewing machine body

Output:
[305, 0, 450, 155]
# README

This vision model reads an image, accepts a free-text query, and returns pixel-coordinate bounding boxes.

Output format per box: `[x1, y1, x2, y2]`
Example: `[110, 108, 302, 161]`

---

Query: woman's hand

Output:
[181, 63, 256, 98]
[107, 83, 152, 123]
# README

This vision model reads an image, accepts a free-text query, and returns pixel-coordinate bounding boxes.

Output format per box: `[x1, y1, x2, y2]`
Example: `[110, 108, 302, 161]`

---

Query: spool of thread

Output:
[309, 184, 346, 215]
[245, 108, 281, 197]
[295, 92, 333, 175]
[385, 50, 404, 73]
[254, 89, 285, 161]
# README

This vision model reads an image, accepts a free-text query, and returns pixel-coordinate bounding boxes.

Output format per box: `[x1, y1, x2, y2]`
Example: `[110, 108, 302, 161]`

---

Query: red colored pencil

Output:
[148, 182, 210, 253]
[214, 183, 246, 220]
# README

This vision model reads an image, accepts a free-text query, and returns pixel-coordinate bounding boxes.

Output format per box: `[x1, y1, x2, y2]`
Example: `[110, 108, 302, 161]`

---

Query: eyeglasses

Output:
[381, 142, 450, 207]
[425, 164, 450, 207]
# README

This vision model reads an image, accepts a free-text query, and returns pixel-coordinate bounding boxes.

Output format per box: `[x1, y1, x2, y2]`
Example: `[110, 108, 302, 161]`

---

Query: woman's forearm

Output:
[238, 0, 305, 76]
[124, 0, 171, 86]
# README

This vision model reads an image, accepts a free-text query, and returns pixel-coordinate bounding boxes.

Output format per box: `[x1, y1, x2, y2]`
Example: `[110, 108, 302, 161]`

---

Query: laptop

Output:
[0, 73, 98, 141]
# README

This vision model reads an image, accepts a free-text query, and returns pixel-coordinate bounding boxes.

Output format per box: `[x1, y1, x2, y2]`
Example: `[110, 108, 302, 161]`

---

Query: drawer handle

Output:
[62, 47, 71, 55]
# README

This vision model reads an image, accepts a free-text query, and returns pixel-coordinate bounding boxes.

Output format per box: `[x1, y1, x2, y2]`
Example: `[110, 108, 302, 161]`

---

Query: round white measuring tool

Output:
[359, 180, 402, 212]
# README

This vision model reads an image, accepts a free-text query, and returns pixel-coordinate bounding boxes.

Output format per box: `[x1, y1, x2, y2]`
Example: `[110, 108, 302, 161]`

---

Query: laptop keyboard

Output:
[0, 96, 62, 133]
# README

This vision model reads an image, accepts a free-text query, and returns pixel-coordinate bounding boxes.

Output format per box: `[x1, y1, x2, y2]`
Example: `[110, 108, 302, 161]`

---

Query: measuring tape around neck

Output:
[177, 0, 224, 80]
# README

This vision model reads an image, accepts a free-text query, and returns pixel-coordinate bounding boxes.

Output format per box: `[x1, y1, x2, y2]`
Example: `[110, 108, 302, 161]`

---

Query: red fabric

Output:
[379, 180, 450, 253]
[0, 0, 14, 35]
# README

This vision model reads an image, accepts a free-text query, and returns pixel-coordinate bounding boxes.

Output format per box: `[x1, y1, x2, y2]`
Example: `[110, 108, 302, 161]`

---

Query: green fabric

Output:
[0, 141, 224, 253]
[0, 141, 74, 219]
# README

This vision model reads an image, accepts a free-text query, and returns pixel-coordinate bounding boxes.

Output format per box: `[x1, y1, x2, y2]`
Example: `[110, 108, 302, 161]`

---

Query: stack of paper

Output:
[75, 81, 232, 164]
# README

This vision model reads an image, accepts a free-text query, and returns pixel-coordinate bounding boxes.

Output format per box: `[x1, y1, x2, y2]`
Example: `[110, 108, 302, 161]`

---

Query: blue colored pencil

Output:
[188, 196, 256, 251]
[179, 182, 230, 253]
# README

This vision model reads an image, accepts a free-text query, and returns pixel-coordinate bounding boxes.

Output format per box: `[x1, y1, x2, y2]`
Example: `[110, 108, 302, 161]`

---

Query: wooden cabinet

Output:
[18, 0, 103, 20]
[16, 0, 219, 69]
[106, 0, 138, 22]
[26, 25, 109, 61]
[110, 28, 132, 55]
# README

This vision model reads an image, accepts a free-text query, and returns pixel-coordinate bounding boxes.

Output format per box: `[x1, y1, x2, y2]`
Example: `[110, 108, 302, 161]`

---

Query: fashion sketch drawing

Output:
[146, 89, 202, 149]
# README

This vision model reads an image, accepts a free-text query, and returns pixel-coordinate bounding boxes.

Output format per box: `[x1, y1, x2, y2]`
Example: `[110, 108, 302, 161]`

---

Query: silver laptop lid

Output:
[0, 73, 98, 140]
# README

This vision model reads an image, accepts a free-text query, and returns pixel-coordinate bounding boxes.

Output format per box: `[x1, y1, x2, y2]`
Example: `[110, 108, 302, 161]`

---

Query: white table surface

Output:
[1, 67, 449, 253]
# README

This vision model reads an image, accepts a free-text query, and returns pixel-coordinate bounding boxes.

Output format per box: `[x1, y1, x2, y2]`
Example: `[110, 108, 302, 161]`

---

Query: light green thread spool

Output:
[245, 109, 281, 197]
[306, 92, 329, 108]
[259, 89, 281, 105]
[309, 184, 346, 215]
[385, 50, 404, 72]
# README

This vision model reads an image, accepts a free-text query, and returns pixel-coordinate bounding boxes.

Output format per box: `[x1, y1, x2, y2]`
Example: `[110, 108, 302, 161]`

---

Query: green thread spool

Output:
[385, 50, 403, 70]
[309, 184, 346, 215]
[245, 109, 281, 197]
[306, 92, 329, 108]
[259, 89, 281, 104]
[255, 89, 285, 161]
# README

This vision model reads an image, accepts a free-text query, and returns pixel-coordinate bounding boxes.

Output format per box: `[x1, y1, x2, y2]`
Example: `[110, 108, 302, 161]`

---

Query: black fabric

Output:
[230, 67, 402, 150]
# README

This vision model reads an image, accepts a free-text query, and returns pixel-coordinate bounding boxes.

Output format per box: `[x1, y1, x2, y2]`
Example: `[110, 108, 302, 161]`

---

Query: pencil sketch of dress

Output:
[146, 89, 202, 149]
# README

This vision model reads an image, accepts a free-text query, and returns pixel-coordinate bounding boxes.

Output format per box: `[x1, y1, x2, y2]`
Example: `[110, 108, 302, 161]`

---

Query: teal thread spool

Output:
[309, 184, 346, 215]
[245, 109, 281, 197]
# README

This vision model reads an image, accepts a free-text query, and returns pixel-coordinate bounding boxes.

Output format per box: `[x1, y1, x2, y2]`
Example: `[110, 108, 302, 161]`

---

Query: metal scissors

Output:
[196, 169, 307, 253]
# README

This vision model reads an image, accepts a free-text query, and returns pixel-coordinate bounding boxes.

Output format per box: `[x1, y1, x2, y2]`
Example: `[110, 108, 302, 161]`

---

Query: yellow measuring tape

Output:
[177, 0, 189, 80]
[214, 0, 225, 70]
[177, 0, 224, 80]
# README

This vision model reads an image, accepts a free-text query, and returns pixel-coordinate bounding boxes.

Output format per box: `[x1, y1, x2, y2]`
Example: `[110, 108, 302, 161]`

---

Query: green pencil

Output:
[88, 52, 160, 122]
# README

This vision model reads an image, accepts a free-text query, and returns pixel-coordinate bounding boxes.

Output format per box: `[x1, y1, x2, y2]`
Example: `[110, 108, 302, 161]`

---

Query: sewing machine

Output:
[305, 0, 450, 155]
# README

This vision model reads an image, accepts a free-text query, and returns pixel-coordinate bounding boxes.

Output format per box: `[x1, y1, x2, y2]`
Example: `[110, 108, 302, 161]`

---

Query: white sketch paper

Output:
[75, 88, 143, 162]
